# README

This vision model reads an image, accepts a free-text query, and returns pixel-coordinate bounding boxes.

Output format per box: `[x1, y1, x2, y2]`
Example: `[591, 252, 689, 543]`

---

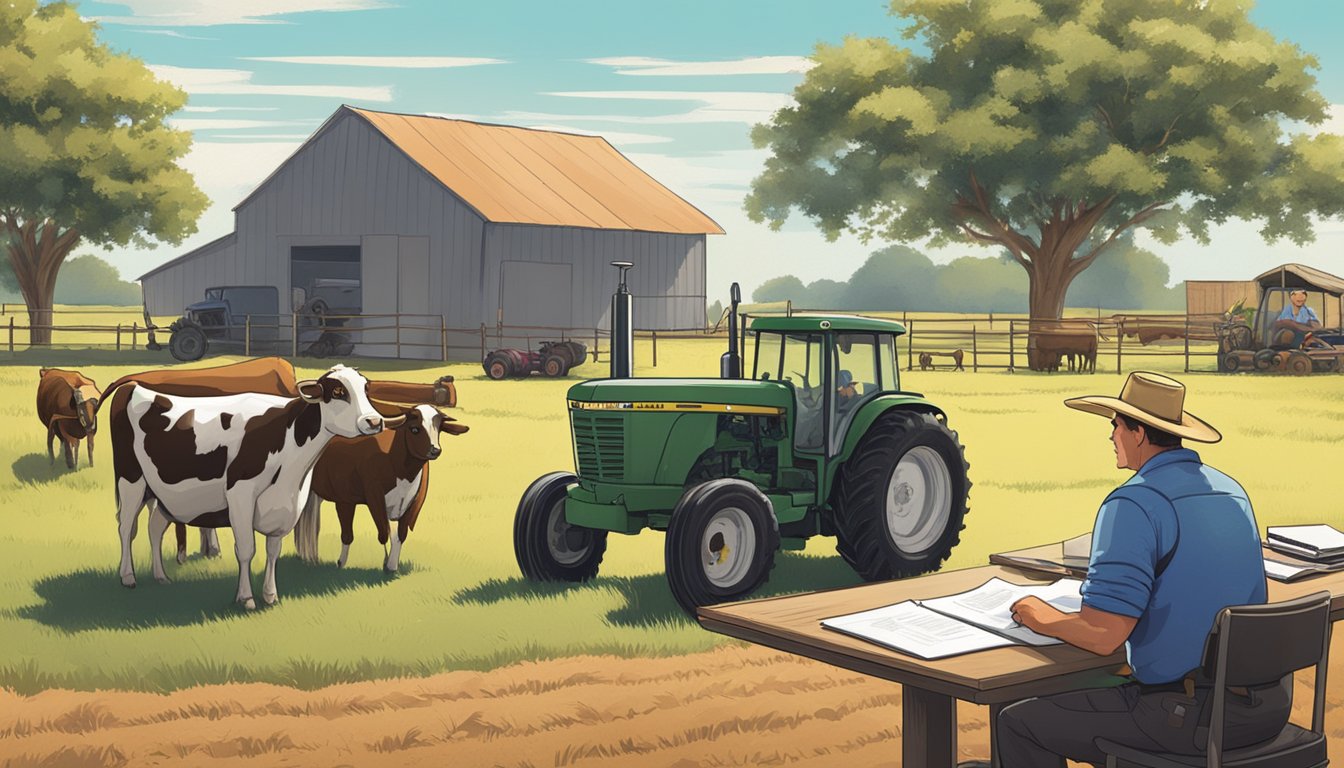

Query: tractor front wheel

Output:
[832, 411, 970, 582]
[514, 472, 607, 582]
[542, 354, 569, 377]
[169, 323, 208, 362]
[665, 479, 778, 617]
[484, 352, 513, 380]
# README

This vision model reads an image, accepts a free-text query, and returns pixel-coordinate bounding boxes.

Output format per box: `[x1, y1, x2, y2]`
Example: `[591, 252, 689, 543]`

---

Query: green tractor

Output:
[513, 288, 971, 615]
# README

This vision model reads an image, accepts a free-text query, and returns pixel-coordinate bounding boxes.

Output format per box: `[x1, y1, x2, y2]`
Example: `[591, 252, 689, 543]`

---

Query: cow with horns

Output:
[110, 364, 404, 609]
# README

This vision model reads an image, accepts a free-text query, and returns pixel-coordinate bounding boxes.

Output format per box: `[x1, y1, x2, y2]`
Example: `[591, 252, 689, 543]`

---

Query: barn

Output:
[139, 105, 724, 358]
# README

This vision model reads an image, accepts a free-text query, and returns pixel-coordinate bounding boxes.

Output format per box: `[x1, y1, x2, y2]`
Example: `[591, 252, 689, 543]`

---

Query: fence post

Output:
[972, 326, 978, 372]
[1009, 321, 1015, 371]
[441, 316, 448, 362]
[244, 315, 251, 356]
[132, 322, 138, 351]
[7, 316, 12, 352]
[116, 323, 122, 351]
[394, 314, 402, 359]
[1183, 314, 1191, 373]
[291, 312, 298, 358]
[652, 330, 658, 367]
[479, 323, 487, 360]
[594, 328, 599, 363]
[1116, 328, 1124, 374]
[907, 320, 914, 371]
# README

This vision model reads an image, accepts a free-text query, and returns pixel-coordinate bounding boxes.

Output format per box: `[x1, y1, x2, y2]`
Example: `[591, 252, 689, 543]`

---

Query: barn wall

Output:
[484, 224, 708, 332]
[140, 112, 487, 333]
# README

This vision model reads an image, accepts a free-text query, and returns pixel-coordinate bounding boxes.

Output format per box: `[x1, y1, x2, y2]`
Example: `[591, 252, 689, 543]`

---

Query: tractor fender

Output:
[824, 394, 945, 491]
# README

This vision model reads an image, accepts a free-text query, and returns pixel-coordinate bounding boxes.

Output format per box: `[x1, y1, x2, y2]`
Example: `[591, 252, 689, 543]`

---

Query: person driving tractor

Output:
[1272, 289, 1323, 348]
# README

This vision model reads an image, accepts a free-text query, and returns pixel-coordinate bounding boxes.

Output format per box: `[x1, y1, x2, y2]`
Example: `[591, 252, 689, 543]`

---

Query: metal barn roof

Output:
[301, 106, 726, 235]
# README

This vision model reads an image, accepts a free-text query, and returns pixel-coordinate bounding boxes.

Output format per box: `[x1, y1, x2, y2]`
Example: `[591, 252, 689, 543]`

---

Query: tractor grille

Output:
[572, 411, 625, 481]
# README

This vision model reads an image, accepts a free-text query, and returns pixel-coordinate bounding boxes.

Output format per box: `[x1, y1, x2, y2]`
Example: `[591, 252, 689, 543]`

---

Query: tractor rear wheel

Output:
[514, 472, 607, 582]
[484, 352, 513, 380]
[543, 354, 569, 377]
[665, 479, 778, 616]
[169, 323, 208, 362]
[831, 411, 970, 582]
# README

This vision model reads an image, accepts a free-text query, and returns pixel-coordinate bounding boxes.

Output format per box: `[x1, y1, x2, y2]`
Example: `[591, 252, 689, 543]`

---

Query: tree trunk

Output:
[3, 218, 80, 346]
[1025, 248, 1082, 371]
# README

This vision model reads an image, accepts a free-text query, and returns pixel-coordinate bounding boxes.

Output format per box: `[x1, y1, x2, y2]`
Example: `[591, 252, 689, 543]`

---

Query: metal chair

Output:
[1097, 591, 1332, 768]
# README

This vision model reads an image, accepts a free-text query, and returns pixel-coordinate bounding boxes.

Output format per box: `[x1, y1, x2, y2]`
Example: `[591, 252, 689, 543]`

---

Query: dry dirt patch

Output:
[1, 644, 1341, 767]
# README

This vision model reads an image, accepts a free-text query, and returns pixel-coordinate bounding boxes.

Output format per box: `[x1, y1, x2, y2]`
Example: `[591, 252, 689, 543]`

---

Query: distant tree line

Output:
[748, 242, 1183, 314]
[0, 254, 141, 306]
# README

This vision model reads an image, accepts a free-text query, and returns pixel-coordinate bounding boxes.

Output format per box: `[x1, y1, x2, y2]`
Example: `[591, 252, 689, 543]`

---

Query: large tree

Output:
[0, 1, 205, 344]
[747, 0, 1344, 367]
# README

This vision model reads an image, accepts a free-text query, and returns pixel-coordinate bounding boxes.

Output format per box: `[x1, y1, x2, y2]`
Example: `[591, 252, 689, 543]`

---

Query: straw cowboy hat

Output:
[1064, 371, 1222, 443]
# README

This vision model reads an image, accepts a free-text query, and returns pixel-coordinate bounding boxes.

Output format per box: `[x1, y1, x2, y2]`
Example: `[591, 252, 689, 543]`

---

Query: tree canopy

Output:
[0, 0, 206, 340]
[746, 0, 1344, 334]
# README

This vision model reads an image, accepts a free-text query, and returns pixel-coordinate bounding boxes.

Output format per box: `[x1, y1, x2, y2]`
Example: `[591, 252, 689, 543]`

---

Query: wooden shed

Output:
[139, 105, 724, 358]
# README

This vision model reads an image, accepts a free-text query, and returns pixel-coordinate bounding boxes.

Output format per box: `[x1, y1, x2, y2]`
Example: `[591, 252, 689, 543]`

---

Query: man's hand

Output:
[1010, 598, 1138, 656]
[1011, 596, 1065, 633]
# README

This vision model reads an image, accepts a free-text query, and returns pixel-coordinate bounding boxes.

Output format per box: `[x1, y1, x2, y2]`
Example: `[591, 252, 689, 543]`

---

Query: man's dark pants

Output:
[996, 677, 1292, 767]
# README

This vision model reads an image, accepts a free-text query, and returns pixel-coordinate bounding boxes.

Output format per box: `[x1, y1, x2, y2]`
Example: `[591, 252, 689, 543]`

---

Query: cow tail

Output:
[94, 374, 142, 417]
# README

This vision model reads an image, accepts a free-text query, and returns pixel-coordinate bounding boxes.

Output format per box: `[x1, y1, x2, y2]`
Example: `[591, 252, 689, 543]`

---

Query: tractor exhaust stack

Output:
[720, 282, 742, 379]
[609, 261, 634, 378]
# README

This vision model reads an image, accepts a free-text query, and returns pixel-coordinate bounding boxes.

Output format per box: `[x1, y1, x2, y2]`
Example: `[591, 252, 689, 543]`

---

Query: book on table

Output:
[820, 577, 1084, 660]
[1266, 525, 1344, 561]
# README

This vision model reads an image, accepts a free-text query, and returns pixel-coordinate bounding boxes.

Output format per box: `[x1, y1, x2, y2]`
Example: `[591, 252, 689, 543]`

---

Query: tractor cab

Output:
[749, 315, 904, 456]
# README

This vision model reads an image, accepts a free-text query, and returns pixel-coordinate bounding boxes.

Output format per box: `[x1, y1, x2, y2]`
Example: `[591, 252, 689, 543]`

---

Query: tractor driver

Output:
[836, 369, 859, 402]
[1275, 289, 1322, 333]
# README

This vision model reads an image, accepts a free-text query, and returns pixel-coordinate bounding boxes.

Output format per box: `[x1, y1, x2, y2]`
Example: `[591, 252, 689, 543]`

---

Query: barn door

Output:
[359, 235, 398, 357]
[500, 261, 572, 336]
[397, 236, 434, 359]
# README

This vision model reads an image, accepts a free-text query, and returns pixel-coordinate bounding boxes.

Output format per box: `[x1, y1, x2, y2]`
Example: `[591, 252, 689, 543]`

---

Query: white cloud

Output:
[181, 106, 280, 113]
[130, 29, 215, 40]
[241, 55, 506, 68]
[168, 118, 315, 130]
[148, 65, 393, 101]
[528, 90, 792, 126]
[587, 56, 815, 77]
[91, 0, 387, 27]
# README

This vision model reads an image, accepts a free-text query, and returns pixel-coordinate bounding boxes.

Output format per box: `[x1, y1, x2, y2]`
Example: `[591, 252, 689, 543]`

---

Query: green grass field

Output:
[0, 329, 1339, 693]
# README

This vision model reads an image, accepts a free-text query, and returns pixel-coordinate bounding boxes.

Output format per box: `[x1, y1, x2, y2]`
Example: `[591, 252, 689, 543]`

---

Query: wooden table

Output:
[698, 557, 1344, 768]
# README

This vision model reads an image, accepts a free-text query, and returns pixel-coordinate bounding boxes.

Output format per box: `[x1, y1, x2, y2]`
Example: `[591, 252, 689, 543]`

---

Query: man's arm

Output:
[1010, 597, 1137, 656]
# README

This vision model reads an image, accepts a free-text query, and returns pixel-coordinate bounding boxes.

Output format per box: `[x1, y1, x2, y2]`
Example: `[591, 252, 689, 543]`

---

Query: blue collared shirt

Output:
[1277, 305, 1319, 324]
[1081, 448, 1266, 684]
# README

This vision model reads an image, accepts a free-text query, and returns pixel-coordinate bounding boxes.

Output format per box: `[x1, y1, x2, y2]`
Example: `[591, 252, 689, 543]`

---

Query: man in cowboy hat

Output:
[994, 372, 1287, 767]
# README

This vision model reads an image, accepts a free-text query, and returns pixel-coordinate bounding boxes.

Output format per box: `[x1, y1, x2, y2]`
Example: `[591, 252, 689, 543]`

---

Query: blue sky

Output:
[76, 0, 1344, 299]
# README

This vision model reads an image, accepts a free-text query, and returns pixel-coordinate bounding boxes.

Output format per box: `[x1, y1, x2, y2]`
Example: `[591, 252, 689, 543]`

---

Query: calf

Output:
[112, 364, 401, 609]
[296, 405, 468, 572]
[36, 368, 101, 469]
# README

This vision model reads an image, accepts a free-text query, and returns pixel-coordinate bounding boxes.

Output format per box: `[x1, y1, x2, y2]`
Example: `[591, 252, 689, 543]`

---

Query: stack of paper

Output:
[821, 578, 1084, 659]
[1267, 525, 1344, 562]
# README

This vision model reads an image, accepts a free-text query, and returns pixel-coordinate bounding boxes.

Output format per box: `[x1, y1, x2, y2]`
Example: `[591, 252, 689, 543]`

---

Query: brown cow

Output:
[95, 357, 459, 566]
[36, 368, 101, 469]
[296, 404, 469, 572]
[1029, 332, 1097, 373]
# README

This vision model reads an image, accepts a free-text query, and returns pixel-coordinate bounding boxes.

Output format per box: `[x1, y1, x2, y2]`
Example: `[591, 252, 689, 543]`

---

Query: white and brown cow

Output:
[111, 364, 400, 609]
[295, 404, 469, 572]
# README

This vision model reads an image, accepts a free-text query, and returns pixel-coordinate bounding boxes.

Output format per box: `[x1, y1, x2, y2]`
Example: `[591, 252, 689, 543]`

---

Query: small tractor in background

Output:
[513, 276, 971, 616]
[483, 340, 589, 380]
[1217, 284, 1344, 374]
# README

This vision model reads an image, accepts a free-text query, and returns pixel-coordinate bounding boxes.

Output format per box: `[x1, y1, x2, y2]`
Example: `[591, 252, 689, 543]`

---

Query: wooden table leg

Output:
[903, 683, 956, 767]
